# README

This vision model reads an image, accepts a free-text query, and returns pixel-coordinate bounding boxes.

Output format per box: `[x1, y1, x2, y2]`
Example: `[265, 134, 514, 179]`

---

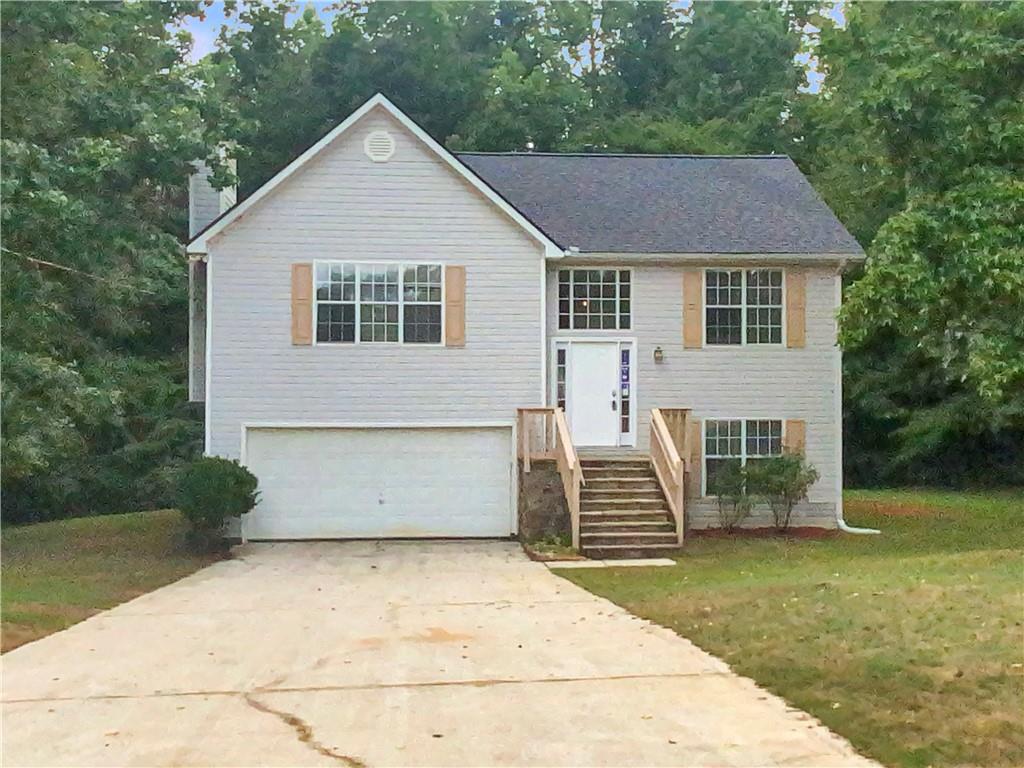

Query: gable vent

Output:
[364, 131, 395, 162]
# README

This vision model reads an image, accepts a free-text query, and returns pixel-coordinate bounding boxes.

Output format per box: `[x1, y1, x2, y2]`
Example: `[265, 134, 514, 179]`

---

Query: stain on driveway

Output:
[2, 541, 877, 766]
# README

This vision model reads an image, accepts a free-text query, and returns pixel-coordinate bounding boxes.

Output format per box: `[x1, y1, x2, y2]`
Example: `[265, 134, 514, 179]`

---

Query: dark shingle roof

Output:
[456, 153, 863, 255]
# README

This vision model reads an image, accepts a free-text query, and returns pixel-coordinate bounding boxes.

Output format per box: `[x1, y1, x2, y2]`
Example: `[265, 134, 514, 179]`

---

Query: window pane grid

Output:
[745, 269, 783, 344]
[704, 418, 783, 495]
[556, 347, 567, 410]
[402, 264, 442, 344]
[620, 348, 631, 434]
[558, 269, 631, 330]
[705, 270, 743, 344]
[315, 262, 442, 344]
[706, 269, 783, 346]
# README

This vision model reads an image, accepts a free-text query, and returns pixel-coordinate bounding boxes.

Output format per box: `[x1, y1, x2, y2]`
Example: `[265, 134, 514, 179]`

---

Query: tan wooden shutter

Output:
[786, 269, 807, 348]
[682, 269, 703, 348]
[291, 263, 313, 345]
[445, 266, 466, 347]
[686, 419, 703, 498]
[784, 419, 806, 454]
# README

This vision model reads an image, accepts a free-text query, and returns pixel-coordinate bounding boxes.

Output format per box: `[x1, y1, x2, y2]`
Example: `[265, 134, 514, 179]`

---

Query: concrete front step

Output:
[581, 543, 682, 560]
[580, 531, 680, 547]
[581, 497, 667, 511]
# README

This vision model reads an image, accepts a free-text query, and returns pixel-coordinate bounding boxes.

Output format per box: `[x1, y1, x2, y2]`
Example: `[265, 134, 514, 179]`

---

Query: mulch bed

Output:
[688, 526, 839, 540]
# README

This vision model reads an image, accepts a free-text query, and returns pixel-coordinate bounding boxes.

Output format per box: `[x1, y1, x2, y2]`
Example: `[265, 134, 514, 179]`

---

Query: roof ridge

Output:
[455, 152, 789, 160]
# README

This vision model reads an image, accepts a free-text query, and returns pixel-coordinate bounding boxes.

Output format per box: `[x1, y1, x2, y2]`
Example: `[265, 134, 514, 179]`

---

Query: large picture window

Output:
[558, 269, 631, 330]
[705, 269, 783, 345]
[704, 418, 782, 495]
[315, 262, 442, 344]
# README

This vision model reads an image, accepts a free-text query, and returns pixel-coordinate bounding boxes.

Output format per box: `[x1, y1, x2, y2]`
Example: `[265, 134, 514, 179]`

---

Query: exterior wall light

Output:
[653, 345, 664, 364]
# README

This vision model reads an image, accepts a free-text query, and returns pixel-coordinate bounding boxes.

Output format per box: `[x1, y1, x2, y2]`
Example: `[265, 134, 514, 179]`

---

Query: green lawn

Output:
[2, 510, 224, 652]
[559, 490, 1024, 768]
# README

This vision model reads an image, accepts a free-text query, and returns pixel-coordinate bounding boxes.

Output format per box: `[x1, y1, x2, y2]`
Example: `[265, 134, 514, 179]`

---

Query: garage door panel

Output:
[243, 427, 513, 539]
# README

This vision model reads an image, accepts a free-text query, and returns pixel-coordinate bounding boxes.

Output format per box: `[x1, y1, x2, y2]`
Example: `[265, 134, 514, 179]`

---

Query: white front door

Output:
[568, 342, 620, 446]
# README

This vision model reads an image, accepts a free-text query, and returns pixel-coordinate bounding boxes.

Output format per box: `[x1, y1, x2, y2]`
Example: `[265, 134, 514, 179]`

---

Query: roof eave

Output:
[552, 250, 866, 263]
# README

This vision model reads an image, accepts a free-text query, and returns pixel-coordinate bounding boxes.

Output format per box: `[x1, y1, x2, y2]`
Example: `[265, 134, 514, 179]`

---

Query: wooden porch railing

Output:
[517, 407, 585, 550]
[650, 408, 690, 545]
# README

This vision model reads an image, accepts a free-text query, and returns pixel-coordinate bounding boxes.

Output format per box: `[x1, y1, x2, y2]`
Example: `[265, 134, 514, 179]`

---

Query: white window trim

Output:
[311, 260, 445, 347]
[701, 417, 786, 496]
[556, 267, 633, 332]
[549, 336, 638, 447]
[702, 267, 787, 347]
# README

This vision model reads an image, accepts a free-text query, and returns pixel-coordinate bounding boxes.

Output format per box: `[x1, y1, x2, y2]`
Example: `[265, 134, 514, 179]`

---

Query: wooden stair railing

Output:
[650, 408, 688, 545]
[517, 407, 585, 550]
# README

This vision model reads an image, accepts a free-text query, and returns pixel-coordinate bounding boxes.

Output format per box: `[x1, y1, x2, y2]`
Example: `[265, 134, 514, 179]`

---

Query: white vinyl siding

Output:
[548, 263, 841, 515]
[206, 107, 544, 460]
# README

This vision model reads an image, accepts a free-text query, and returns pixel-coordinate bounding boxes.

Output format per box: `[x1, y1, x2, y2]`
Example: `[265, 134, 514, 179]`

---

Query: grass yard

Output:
[559, 490, 1024, 768]
[2, 509, 224, 652]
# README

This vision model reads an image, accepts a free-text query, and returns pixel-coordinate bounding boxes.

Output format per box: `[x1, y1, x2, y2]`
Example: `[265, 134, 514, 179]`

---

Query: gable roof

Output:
[189, 93, 862, 260]
[457, 153, 864, 256]
[187, 94, 563, 257]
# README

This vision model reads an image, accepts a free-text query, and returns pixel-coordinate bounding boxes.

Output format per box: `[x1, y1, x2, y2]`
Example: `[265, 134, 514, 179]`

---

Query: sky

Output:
[180, 1, 844, 93]
[182, 1, 339, 61]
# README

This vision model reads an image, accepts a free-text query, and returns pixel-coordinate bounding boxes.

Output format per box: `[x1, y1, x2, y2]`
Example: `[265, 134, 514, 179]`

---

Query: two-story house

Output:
[187, 94, 864, 555]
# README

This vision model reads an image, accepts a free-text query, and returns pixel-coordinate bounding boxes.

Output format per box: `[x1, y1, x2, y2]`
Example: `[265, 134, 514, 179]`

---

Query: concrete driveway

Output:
[3, 541, 875, 767]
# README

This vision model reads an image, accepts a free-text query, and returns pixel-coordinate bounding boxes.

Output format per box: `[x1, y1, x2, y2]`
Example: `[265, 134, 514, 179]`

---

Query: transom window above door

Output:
[705, 269, 783, 345]
[558, 269, 631, 330]
[314, 262, 442, 344]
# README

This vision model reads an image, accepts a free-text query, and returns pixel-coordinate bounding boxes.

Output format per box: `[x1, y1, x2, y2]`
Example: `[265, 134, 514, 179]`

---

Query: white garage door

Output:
[243, 426, 514, 540]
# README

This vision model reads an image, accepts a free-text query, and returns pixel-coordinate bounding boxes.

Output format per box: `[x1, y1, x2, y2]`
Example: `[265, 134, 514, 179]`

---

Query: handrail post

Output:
[520, 411, 531, 473]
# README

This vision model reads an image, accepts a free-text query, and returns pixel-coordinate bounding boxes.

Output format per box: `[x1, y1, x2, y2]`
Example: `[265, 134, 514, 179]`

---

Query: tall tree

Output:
[1, 1, 225, 520]
[811, 1, 1024, 485]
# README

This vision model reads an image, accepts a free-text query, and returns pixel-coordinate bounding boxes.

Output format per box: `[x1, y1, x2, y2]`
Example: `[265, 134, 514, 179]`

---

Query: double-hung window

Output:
[705, 269, 783, 345]
[315, 262, 442, 344]
[704, 418, 782, 495]
[557, 269, 631, 330]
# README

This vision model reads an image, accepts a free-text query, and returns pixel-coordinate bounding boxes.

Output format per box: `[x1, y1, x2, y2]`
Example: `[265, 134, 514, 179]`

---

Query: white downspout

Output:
[834, 259, 880, 535]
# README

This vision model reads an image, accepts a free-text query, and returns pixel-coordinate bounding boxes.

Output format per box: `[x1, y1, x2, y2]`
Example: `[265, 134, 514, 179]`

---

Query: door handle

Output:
[611, 391, 618, 412]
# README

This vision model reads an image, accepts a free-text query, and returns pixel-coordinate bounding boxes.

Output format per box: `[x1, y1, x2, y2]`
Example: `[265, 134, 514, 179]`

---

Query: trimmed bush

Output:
[714, 460, 752, 531]
[747, 454, 819, 531]
[176, 457, 258, 541]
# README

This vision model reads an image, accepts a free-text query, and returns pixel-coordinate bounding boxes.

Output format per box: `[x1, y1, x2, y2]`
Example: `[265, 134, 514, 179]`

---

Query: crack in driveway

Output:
[2, 671, 728, 704]
[243, 692, 366, 767]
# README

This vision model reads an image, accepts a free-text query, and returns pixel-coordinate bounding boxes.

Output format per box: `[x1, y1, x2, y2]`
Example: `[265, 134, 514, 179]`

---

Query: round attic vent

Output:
[364, 130, 395, 162]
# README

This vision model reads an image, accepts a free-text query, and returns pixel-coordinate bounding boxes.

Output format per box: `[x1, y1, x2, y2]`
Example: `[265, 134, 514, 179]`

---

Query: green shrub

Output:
[747, 454, 820, 531]
[713, 460, 752, 531]
[176, 457, 258, 541]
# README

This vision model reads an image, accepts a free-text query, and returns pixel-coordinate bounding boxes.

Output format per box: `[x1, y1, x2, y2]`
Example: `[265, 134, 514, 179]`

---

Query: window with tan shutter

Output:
[705, 268, 784, 346]
[312, 261, 443, 345]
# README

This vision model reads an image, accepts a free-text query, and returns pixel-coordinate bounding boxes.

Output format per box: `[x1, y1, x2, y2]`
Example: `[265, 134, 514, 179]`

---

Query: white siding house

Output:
[187, 94, 864, 543]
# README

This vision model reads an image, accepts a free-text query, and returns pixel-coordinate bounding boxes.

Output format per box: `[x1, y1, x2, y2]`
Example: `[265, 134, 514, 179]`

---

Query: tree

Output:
[813, 1, 1024, 485]
[1, 1, 227, 520]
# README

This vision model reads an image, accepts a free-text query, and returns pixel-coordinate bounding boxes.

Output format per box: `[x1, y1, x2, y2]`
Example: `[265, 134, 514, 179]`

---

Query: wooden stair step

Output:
[580, 510, 670, 523]
[581, 498, 667, 510]
[580, 520, 675, 530]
